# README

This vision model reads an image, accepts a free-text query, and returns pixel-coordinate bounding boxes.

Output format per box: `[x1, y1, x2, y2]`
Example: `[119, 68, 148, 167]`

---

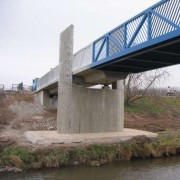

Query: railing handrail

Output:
[92, 0, 179, 62]
[93, 0, 170, 44]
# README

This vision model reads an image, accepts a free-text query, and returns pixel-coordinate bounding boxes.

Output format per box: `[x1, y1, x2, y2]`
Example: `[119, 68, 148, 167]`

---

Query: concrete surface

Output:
[58, 86, 124, 133]
[36, 90, 49, 107]
[36, 64, 128, 93]
[24, 128, 158, 145]
[36, 90, 57, 108]
[57, 25, 74, 133]
[57, 25, 125, 134]
[36, 65, 59, 92]
[36, 44, 92, 92]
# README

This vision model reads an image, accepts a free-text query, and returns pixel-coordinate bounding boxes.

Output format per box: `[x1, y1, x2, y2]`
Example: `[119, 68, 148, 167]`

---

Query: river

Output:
[1, 156, 180, 180]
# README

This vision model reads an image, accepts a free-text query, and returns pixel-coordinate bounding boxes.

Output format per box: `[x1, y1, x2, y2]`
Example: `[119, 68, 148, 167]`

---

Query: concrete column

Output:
[57, 25, 74, 133]
[112, 80, 124, 131]
[57, 25, 124, 134]
[112, 81, 124, 90]
[37, 90, 49, 107]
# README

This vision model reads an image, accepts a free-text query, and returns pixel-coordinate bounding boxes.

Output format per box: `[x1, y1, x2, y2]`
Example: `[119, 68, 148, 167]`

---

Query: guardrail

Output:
[36, 66, 59, 91]
[73, 44, 92, 71]
[92, 0, 180, 62]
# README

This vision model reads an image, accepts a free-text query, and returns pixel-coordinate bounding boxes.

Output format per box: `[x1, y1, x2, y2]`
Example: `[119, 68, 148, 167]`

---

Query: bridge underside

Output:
[37, 37, 180, 106]
[94, 37, 180, 74]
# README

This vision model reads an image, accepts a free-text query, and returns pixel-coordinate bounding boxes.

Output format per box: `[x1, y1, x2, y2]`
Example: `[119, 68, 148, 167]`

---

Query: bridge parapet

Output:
[37, 44, 92, 91]
[37, 65, 59, 91]
[73, 44, 92, 71]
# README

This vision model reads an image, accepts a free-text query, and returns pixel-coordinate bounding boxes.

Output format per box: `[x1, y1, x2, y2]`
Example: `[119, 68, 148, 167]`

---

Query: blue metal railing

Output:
[92, 0, 180, 63]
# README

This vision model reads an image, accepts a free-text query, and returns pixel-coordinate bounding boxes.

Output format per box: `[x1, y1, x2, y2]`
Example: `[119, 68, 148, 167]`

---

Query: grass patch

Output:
[0, 131, 180, 169]
[0, 146, 36, 168]
[125, 96, 180, 116]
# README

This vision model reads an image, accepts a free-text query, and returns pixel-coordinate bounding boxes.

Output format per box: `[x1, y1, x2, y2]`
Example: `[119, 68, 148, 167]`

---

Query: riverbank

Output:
[0, 92, 179, 172]
[0, 92, 180, 144]
[0, 130, 180, 171]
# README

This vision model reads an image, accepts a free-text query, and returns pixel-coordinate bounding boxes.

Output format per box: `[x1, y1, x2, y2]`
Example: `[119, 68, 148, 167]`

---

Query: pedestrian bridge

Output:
[37, 0, 180, 93]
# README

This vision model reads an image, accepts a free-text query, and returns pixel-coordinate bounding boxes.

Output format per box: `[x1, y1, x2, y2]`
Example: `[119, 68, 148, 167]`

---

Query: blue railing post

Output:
[124, 24, 127, 49]
[127, 14, 147, 48]
[92, 42, 95, 62]
[94, 38, 106, 62]
[148, 11, 152, 40]
[106, 35, 109, 58]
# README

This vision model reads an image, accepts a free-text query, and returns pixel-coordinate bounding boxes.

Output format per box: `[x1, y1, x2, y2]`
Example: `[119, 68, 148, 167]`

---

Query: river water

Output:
[2, 156, 180, 180]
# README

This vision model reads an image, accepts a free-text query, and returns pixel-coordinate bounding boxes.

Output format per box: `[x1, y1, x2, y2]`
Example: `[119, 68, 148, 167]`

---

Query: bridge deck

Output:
[78, 36, 180, 75]
[37, 0, 180, 92]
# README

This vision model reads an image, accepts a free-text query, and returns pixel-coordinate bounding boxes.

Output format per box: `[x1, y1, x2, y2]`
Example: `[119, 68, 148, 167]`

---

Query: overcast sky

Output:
[0, 0, 179, 88]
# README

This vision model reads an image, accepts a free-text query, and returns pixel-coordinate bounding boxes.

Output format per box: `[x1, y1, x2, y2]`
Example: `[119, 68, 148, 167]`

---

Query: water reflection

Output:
[2, 156, 180, 180]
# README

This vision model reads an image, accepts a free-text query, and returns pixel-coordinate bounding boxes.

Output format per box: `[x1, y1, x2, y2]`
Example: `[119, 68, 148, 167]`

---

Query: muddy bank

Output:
[0, 131, 180, 172]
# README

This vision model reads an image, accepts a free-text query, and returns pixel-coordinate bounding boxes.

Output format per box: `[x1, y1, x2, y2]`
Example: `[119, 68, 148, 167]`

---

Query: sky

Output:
[0, 0, 179, 89]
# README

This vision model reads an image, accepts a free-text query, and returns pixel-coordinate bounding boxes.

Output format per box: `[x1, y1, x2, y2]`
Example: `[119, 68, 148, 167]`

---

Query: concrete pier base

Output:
[57, 25, 125, 134]
[58, 86, 124, 133]
[24, 129, 158, 145]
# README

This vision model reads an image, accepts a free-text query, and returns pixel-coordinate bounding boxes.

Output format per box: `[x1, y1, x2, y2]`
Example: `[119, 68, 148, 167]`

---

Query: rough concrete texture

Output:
[57, 25, 124, 134]
[48, 96, 58, 109]
[24, 128, 158, 145]
[58, 25, 74, 87]
[58, 86, 124, 133]
[36, 90, 49, 107]
[37, 90, 57, 108]
[57, 25, 73, 133]
[36, 65, 59, 92]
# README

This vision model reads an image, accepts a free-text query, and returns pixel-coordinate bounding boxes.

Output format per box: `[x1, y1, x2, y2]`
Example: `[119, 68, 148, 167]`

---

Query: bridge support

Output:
[36, 90, 49, 107]
[57, 25, 124, 134]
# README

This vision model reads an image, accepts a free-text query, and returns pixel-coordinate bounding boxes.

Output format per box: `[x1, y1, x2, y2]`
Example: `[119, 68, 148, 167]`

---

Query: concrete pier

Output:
[36, 90, 49, 107]
[57, 25, 124, 134]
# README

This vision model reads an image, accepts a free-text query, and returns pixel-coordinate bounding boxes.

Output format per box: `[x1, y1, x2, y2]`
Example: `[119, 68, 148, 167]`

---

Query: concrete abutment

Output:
[36, 90, 58, 109]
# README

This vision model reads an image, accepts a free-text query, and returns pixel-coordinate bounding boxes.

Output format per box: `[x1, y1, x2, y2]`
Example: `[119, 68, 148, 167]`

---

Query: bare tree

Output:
[124, 69, 169, 106]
